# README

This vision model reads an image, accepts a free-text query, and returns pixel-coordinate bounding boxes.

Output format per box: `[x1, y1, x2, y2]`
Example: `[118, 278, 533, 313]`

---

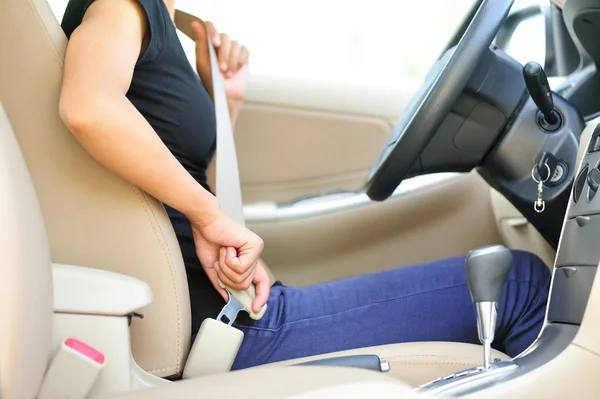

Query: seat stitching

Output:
[391, 361, 479, 366]
[386, 354, 490, 360]
[132, 186, 180, 375]
[24, 0, 66, 65]
[140, 190, 184, 370]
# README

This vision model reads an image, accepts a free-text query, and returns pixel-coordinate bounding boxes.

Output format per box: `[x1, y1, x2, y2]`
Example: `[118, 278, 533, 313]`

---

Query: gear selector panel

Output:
[547, 124, 600, 325]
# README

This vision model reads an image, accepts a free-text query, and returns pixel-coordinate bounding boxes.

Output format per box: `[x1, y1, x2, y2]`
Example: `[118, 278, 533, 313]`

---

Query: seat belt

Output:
[173, 11, 266, 320]
[175, 11, 267, 378]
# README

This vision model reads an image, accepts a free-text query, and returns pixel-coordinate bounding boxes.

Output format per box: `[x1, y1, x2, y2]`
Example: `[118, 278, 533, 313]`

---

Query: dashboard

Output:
[548, 123, 600, 325]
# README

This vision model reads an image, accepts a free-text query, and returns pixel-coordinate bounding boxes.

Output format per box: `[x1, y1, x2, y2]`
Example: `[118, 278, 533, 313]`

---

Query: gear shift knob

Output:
[465, 245, 513, 369]
[465, 245, 513, 303]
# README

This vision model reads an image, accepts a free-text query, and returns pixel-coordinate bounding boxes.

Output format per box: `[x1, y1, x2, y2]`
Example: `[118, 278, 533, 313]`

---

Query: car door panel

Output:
[249, 171, 504, 287]
[236, 75, 555, 286]
[236, 102, 391, 203]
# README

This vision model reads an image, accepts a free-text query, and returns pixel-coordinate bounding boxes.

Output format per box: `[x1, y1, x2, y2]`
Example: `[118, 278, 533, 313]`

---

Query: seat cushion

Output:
[105, 366, 419, 399]
[257, 341, 510, 387]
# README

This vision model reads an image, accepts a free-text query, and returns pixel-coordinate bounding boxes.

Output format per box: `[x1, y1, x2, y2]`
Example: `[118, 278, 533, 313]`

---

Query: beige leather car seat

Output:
[0, 0, 191, 378]
[0, 103, 54, 399]
[0, 0, 508, 388]
[0, 103, 423, 399]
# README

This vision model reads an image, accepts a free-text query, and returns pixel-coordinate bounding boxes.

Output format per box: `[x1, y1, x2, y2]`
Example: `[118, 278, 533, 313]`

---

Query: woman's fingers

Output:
[217, 33, 231, 72]
[216, 247, 256, 288]
[215, 263, 254, 290]
[252, 266, 271, 313]
[227, 41, 241, 77]
[204, 21, 220, 46]
[239, 45, 250, 66]
[201, 22, 248, 78]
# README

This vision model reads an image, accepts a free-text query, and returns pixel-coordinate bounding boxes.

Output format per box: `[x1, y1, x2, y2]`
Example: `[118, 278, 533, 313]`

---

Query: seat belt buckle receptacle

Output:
[38, 338, 105, 399]
[183, 318, 244, 379]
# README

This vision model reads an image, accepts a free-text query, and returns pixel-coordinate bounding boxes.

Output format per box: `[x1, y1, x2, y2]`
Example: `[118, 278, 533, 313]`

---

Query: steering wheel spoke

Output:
[366, 0, 516, 201]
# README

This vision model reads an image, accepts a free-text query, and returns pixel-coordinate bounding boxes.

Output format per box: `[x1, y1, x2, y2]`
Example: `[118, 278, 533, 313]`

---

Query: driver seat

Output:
[0, 0, 508, 392]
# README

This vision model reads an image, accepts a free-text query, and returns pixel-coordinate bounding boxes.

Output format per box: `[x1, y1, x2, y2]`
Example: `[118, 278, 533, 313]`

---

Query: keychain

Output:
[531, 163, 551, 213]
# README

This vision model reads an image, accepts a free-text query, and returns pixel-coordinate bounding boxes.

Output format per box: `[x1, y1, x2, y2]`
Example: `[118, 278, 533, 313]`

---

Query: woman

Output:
[59, 0, 551, 370]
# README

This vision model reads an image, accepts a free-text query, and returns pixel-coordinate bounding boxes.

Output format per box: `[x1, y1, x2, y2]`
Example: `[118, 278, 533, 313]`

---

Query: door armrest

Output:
[52, 264, 153, 316]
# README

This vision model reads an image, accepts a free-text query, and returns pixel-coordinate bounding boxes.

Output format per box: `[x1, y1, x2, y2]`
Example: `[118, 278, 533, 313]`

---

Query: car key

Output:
[216, 288, 246, 326]
[532, 162, 550, 213]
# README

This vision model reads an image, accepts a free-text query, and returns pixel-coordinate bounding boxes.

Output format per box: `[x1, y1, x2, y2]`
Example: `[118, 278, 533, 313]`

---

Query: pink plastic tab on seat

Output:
[65, 338, 105, 364]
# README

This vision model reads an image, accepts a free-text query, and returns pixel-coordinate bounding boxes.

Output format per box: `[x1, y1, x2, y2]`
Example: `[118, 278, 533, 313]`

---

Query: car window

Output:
[501, 0, 550, 70]
[48, 0, 553, 82]
[175, 0, 478, 85]
[49, 0, 68, 22]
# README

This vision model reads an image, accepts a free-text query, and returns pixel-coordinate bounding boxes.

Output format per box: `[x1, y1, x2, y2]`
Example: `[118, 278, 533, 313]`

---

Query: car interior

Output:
[3, 0, 600, 397]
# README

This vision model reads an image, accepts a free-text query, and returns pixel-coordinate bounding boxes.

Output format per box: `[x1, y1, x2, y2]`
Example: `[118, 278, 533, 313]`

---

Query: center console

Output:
[547, 129, 600, 325]
[417, 121, 600, 396]
[416, 74, 599, 395]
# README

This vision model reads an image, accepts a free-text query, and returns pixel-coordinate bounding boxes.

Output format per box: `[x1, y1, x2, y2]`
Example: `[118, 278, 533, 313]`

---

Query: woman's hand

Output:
[191, 212, 270, 313]
[191, 21, 249, 117]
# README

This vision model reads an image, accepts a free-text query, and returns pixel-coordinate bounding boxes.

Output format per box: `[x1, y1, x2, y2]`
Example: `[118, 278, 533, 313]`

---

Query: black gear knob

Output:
[465, 245, 513, 304]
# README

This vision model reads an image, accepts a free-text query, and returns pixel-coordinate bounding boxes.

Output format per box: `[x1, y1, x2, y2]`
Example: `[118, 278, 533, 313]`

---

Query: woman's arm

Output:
[60, 0, 220, 226]
[60, 0, 270, 311]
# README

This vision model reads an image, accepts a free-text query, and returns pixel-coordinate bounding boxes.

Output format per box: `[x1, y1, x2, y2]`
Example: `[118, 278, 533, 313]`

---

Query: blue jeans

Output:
[231, 250, 551, 370]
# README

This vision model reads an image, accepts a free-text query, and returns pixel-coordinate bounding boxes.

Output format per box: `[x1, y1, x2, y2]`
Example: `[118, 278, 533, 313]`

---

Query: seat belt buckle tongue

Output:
[38, 338, 105, 399]
[217, 282, 268, 321]
[216, 287, 246, 325]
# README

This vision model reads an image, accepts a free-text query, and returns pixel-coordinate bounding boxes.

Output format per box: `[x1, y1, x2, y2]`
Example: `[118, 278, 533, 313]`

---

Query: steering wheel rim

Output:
[365, 0, 516, 201]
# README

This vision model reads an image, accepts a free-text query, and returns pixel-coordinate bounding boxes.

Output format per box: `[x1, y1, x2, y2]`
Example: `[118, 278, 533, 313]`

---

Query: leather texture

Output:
[0, 0, 190, 377]
[103, 366, 420, 399]
[0, 104, 54, 399]
[257, 342, 509, 388]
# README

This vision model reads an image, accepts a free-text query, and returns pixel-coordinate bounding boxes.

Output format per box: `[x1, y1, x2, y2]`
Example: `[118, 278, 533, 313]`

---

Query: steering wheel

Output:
[366, 0, 516, 201]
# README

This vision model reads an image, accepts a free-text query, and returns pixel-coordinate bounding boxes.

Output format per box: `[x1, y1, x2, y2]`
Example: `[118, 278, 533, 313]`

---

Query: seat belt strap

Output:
[174, 11, 266, 319]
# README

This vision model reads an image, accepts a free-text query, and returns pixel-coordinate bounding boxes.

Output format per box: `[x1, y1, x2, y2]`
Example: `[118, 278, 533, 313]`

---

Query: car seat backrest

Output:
[0, 0, 191, 377]
[0, 103, 53, 399]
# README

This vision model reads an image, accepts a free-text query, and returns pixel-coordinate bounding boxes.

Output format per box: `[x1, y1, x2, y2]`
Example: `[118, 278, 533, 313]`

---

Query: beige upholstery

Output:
[0, 104, 54, 399]
[0, 0, 190, 377]
[105, 367, 421, 399]
[260, 342, 509, 387]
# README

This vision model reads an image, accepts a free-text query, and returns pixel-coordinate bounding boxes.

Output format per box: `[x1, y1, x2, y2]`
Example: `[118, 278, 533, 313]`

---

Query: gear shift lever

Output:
[465, 245, 513, 369]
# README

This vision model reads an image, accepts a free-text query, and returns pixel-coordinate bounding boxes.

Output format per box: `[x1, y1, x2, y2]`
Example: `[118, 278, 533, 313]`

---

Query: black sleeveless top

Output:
[62, 0, 227, 332]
